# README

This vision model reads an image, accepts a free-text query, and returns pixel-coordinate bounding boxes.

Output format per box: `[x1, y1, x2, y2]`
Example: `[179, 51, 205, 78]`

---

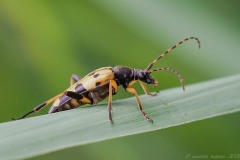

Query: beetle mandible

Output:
[13, 37, 200, 123]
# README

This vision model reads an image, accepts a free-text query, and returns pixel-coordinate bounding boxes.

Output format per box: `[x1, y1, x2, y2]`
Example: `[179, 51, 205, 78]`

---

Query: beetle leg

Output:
[139, 81, 157, 96]
[108, 80, 114, 124]
[111, 80, 118, 95]
[11, 93, 64, 120]
[126, 87, 153, 123]
[70, 74, 81, 85]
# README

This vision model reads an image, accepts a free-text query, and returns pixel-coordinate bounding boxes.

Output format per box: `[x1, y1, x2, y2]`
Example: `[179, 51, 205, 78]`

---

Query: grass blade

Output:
[0, 74, 240, 160]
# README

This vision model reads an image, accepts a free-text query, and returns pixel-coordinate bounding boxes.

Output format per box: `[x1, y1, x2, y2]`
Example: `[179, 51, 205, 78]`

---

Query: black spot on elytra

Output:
[93, 74, 99, 78]
[65, 91, 83, 99]
[75, 84, 87, 93]
[88, 72, 95, 76]
[96, 82, 101, 87]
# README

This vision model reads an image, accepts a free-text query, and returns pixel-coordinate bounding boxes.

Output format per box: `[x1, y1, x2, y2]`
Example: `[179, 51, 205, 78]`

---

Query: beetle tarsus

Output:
[11, 110, 35, 120]
[146, 117, 154, 123]
[109, 110, 113, 124]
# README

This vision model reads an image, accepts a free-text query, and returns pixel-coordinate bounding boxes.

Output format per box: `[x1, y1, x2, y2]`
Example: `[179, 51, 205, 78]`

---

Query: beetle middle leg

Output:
[107, 80, 118, 124]
[126, 87, 153, 123]
[108, 80, 113, 123]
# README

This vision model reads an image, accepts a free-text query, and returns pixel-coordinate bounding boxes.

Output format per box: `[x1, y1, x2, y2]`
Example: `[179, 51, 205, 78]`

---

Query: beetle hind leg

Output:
[11, 110, 35, 120]
[11, 93, 64, 120]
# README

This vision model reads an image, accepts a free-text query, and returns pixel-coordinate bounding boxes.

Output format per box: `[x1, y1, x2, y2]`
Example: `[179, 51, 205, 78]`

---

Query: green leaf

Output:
[1, 74, 240, 160]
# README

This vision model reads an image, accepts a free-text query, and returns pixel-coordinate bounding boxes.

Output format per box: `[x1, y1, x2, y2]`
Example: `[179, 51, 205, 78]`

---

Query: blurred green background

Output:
[0, 0, 240, 159]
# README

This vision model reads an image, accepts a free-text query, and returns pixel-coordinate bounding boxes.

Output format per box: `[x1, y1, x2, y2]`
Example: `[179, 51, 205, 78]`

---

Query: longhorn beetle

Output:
[12, 37, 200, 123]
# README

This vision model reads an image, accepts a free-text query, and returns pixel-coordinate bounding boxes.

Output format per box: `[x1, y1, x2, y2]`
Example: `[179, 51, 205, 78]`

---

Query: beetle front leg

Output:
[126, 87, 153, 123]
[139, 81, 157, 96]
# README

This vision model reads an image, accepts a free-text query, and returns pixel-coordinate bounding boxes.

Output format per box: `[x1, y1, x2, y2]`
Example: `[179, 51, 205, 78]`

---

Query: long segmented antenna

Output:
[150, 67, 185, 91]
[146, 37, 200, 70]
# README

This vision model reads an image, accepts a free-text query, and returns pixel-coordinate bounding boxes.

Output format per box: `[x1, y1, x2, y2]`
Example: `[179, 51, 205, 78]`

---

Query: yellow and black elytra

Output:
[12, 37, 200, 123]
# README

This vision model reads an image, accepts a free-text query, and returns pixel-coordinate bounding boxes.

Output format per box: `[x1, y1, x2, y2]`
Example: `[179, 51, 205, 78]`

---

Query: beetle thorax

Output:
[112, 66, 157, 88]
[112, 66, 134, 88]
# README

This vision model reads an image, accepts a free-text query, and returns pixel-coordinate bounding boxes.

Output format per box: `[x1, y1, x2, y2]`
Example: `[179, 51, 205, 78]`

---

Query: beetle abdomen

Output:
[49, 67, 116, 113]
[88, 83, 110, 104]
[49, 95, 83, 113]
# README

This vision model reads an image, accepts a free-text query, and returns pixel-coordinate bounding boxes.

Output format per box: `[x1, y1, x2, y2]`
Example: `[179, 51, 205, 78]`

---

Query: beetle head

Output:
[137, 69, 158, 86]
